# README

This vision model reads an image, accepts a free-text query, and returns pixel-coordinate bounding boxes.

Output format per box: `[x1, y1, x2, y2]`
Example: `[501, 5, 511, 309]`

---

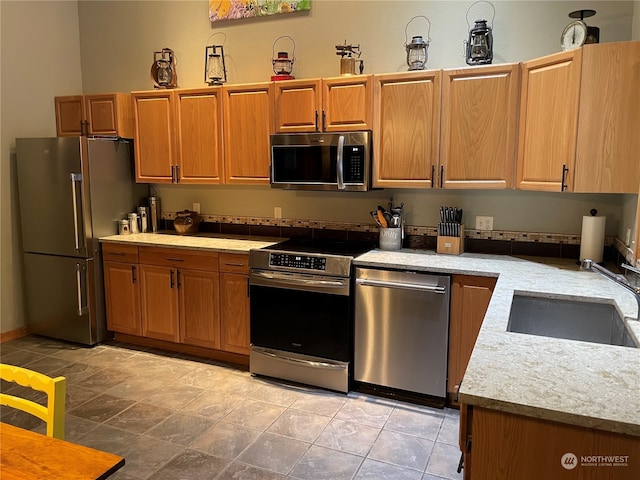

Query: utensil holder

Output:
[437, 225, 464, 254]
[379, 227, 402, 251]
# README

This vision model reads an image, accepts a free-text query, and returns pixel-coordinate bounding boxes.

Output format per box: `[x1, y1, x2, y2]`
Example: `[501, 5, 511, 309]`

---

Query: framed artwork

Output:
[209, 0, 311, 22]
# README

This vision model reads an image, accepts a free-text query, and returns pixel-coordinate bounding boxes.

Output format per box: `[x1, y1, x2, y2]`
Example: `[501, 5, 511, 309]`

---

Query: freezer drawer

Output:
[354, 267, 450, 398]
[22, 253, 106, 345]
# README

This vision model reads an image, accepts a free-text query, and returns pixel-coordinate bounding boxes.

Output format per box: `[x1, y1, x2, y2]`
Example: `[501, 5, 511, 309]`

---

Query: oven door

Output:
[249, 269, 351, 361]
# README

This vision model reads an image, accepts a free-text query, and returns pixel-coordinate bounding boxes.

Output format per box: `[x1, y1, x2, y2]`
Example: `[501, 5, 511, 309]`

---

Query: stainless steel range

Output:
[248, 238, 373, 393]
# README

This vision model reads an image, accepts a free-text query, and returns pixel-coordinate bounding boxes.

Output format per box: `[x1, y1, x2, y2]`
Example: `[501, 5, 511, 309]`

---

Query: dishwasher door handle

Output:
[356, 278, 446, 294]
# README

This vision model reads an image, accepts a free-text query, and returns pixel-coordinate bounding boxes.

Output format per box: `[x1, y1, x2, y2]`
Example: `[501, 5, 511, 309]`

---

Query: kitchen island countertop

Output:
[354, 249, 640, 437]
[99, 232, 286, 253]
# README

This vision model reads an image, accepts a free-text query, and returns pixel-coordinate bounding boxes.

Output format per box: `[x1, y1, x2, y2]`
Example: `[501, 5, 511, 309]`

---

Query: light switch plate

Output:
[476, 216, 494, 231]
[192, 202, 201, 214]
[274, 206, 283, 219]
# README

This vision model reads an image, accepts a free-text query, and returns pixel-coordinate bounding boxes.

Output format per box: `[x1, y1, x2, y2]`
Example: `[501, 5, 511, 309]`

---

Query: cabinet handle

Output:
[322, 110, 326, 131]
[175, 164, 180, 183]
[224, 262, 245, 267]
[131, 265, 137, 284]
[81, 120, 89, 136]
[177, 270, 181, 288]
[170, 269, 175, 288]
[314, 111, 319, 131]
[109, 252, 125, 256]
[561, 164, 569, 192]
[440, 165, 444, 188]
[431, 165, 435, 188]
[166, 257, 184, 262]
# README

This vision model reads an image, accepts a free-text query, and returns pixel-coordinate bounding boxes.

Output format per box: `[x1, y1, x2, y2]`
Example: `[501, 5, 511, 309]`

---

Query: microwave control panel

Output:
[269, 253, 327, 271]
[344, 145, 365, 183]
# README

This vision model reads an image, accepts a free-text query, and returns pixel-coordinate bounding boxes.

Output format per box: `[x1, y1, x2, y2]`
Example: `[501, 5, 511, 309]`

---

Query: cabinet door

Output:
[516, 50, 582, 191]
[223, 83, 273, 184]
[103, 261, 141, 336]
[448, 275, 496, 401]
[441, 64, 519, 189]
[179, 269, 220, 349]
[85, 93, 134, 139]
[175, 88, 224, 184]
[323, 76, 372, 131]
[55, 95, 85, 137]
[574, 41, 640, 193]
[139, 264, 179, 342]
[132, 90, 175, 183]
[219, 253, 250, 355]
[373, 71, 440, 188]
[274, 79, 322, 132]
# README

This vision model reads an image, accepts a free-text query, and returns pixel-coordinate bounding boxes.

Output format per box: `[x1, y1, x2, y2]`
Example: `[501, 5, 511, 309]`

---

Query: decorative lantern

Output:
[205, 45, 227, 85]
[464, 1, 495, 66]
[151, 48, 177, 89]
[404, 16, 431, 71]
[271, 36, 296, 81]
[335, 41, 363, 76]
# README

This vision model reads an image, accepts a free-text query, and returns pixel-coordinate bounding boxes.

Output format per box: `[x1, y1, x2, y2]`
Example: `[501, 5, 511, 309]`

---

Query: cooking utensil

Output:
[377, 209, 388, 228]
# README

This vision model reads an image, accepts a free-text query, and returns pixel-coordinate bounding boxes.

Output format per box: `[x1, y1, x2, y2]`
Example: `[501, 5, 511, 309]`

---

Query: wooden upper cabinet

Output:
[323, 75, 372, 131]
[84, 93, 134, 138]
[373, 71, 441, 188]
[55, 96, 85, 136]
[175, 88, 224, 184]
[223, 82, 274, 184]
[573, 41, 640, 193]
[441, 64, 519, 189]
[55, 93, 133, 138]
[274, 79, 322, 132]
[132, 90, 175, 183]
[516, 49, 582, 191]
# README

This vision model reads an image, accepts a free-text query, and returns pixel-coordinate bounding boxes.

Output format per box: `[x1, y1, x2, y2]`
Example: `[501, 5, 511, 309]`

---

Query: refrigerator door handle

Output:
[75, 263, 89, 316]
[70, 173, 83, 252]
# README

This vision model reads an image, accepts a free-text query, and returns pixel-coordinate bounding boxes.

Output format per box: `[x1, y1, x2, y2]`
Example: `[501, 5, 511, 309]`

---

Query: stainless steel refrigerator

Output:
[16, 137, 147, 345]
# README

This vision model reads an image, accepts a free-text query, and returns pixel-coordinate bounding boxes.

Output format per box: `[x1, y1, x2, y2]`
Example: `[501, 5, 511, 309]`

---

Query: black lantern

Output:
[151, 48, 177, 89]
[464, 1, 495, 66]
[271, 36, 296, 81]
[404, 16, 431, 71]
[205, 45, 227, 85]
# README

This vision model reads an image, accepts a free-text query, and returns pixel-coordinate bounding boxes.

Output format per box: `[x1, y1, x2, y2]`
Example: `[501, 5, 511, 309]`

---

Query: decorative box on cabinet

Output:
[55, 93, 134, 138]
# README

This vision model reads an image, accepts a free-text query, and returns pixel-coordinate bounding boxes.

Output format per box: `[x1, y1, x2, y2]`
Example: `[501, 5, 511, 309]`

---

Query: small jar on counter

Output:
[119, 219, 130, 235]
[128, 213, 139, 234]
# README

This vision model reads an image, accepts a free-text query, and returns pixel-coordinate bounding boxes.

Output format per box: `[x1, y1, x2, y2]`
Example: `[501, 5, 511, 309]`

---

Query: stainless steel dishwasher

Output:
[354, 267, 450, 399]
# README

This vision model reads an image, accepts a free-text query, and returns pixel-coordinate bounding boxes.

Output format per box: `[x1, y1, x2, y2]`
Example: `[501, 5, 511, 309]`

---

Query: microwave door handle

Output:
[337, 135, 345, 190]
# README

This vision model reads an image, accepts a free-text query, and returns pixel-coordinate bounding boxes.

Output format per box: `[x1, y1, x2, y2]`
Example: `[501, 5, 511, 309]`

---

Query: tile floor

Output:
[1, 335, 463, 480]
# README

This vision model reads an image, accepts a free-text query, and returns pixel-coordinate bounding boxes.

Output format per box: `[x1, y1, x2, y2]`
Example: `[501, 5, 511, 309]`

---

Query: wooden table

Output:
[0, 422, 125, 479]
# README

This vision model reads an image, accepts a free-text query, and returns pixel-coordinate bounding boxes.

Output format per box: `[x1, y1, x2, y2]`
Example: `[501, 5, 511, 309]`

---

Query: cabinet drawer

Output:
[219, 253, 249, 274]
[139, 246, 218, 271]
[102, 243, 139, 263]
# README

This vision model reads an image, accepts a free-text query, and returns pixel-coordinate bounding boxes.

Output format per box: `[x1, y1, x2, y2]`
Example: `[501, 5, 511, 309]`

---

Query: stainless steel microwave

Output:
[270, 131, 372, 191]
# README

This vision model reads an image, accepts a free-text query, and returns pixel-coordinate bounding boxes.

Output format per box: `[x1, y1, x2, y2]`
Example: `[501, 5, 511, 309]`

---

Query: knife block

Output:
[437, 225, 464, 255]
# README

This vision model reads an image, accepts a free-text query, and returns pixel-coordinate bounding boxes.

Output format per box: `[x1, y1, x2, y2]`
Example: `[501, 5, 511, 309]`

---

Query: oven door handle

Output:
[251, 271, 347, 289]
[252, 346, 347, 370]
[356, 278, 446, 294]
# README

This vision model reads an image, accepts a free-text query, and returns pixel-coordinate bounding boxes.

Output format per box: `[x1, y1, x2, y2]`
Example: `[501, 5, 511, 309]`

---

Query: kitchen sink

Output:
[507, 294, 638, 348]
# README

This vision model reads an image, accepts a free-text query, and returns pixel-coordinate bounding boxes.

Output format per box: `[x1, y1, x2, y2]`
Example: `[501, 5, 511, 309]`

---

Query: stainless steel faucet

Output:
[581, 259, 640, 318]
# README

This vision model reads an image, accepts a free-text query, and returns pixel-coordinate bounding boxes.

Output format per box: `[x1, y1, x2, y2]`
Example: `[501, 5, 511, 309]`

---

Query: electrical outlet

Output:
[476, 215, 494, 231]
[192, 202, 200, 214]
[274, 206, 282, 219]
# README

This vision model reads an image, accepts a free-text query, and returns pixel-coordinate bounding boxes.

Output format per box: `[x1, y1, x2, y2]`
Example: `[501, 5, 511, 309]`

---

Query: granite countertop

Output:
[354, 249, 640, 437]
[100, 232, 286, 254]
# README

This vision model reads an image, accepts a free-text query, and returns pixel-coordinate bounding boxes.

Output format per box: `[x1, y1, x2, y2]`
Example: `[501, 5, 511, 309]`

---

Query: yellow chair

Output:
[0, 363, 66, 439]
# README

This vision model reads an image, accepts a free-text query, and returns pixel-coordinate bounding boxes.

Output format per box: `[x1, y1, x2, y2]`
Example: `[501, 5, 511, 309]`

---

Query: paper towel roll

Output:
[580, 215, 606, 263]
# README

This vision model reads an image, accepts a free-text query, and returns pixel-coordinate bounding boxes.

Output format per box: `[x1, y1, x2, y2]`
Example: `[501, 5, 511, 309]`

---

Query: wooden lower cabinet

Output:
[139, 264, 180, 343]
[219, 253, 250, 355]
[102, 243, 141, 336]
[448, 275, 497, 402]
[464, 406, 640, 480]
[179, 269, 220, 349]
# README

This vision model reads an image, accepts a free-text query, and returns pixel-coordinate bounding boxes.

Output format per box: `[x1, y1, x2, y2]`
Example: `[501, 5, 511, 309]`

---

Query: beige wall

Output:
[1, 1, 82, 334]
[634, 0, 640, 39]
[1, 1, 638, 334]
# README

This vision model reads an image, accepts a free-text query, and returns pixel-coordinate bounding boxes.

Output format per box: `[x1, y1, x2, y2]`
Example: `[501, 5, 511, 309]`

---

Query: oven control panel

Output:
[269, 253, 327, 271]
